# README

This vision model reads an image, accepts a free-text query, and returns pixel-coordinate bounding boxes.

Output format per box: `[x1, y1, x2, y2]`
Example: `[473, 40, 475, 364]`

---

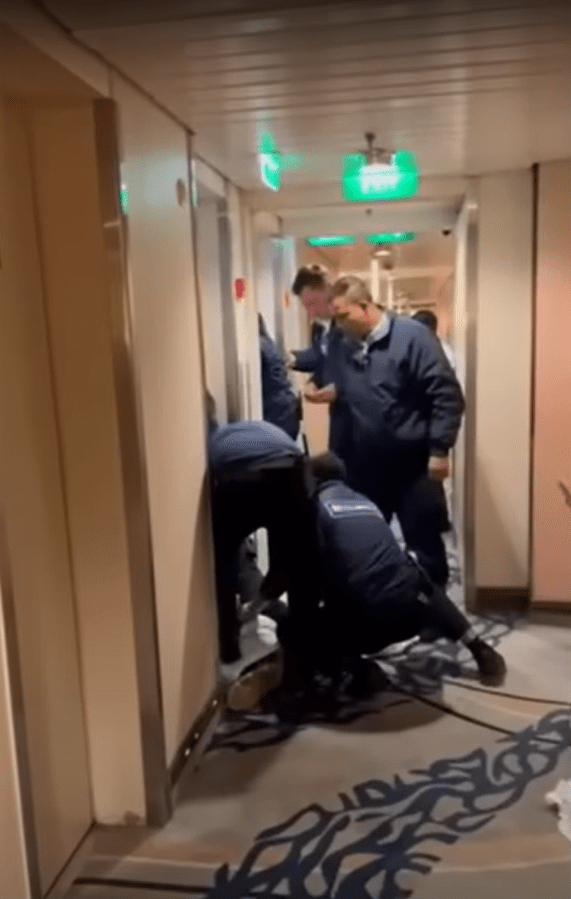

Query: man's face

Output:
[329, 294, 374, 338]
[299, 286, 331, 319]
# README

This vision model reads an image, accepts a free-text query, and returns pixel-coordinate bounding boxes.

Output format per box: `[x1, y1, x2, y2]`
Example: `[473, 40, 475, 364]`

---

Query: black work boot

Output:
[467, 638, 507, 686]
[339, 657, 390, 701]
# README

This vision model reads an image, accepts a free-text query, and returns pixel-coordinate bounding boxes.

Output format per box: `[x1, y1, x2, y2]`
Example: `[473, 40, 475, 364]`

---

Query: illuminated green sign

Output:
[120, 183, 129, 215]
[341, 151, 419, 202]
[258, 132, 281, 191]
[366, 232, 415, 244]
[306, 236, 356, 247]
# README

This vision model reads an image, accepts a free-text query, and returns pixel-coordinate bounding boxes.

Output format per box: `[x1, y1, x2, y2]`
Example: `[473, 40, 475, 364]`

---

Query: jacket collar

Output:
[365, 310, 393, 347]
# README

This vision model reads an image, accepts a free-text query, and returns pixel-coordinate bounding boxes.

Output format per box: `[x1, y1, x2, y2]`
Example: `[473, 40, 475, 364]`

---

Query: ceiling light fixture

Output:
[306, 235, 356, 247]
[366, 232, 416, 244]
[341, 133, 419, 202]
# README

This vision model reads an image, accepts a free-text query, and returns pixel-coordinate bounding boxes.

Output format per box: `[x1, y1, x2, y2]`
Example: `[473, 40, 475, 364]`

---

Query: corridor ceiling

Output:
[44, 0, 571, 189]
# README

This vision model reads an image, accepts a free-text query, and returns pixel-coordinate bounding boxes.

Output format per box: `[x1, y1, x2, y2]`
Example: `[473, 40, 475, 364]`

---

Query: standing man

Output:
[289, 264, 333, 389]
[412, 309, 456, 369]
[323, 276, 464, 587]
[288, 265, 346, 401]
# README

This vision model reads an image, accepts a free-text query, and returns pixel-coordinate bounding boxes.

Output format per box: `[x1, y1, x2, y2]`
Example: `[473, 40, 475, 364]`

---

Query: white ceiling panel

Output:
[44, 0, 571, 189]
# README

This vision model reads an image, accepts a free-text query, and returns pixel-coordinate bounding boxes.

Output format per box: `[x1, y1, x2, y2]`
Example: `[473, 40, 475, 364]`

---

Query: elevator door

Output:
[0, 100, 92, 893]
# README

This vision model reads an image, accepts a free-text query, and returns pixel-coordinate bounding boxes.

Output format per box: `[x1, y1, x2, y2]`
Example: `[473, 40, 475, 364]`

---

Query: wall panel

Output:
[533, 160, 571, 603]
[113, 77, 218, 763]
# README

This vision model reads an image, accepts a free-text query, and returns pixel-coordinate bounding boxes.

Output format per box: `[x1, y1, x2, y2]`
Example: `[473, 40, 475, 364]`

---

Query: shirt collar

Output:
[364, 310, 391, 347]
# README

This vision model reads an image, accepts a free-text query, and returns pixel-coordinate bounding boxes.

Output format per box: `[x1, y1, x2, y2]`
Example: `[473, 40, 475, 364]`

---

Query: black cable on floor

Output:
[390, 682, 567, 746]
[441, 677, 571, 707]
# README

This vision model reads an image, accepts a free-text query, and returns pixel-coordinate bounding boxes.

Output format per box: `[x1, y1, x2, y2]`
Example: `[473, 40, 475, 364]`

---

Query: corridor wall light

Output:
[306, 236, 356, 247]
[342, 134, 419, 202]
[366, 232, 415, 244]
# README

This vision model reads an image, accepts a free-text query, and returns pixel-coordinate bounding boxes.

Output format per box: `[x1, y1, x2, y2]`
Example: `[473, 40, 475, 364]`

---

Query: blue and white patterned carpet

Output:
[68, 537, 571, 898]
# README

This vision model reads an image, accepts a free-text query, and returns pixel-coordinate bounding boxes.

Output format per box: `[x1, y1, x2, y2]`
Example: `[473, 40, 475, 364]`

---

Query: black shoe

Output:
[340, 658, 390, 701]
[468, 639, 507, 686]
[260, 685, 340, 723]
[259, 597, 289, 624]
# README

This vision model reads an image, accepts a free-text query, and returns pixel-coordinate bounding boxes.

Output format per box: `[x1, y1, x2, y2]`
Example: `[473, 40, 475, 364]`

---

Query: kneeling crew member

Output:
[310, 453, 506, 687]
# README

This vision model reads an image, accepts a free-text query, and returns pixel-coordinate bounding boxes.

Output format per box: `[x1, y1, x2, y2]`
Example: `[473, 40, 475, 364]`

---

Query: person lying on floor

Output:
[308, 451, 506, 693]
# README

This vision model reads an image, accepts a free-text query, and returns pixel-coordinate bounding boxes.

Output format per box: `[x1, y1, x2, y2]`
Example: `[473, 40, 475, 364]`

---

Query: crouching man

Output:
[310, 452, 506, 693]
[208, 414, 322, 691]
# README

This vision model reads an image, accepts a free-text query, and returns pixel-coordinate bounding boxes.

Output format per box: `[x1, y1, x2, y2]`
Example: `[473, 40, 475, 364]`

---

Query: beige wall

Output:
[474, 172, 533, 590]
[533, 160, 571, 602]
[113, 77, 218, 764]
[30, 102, 147, 823]
[0, 99, 93, 891]
[0, 573, 32, 899]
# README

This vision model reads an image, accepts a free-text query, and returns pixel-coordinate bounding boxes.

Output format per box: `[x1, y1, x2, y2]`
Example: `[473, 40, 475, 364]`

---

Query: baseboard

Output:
[475, 587, 530, 613]
[528, 599, 571, 613]
[168, 681, 226, 789]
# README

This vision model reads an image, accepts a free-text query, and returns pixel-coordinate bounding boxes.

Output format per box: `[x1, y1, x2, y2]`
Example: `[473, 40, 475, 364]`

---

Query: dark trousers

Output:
[323, 560, 470, 662]
[348, 454, 450, 587]
[211, 458, 322, 666]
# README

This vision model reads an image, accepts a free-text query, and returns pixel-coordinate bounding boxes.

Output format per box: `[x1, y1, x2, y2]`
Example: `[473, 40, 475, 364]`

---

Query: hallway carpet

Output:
[68, 540, 571, 898]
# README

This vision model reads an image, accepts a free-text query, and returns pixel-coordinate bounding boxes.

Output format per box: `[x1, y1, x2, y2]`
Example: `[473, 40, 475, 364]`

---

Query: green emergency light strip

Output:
[306, 236, 356, 247]
[342, 150, 420, 202]
[366, 232, 415, 244]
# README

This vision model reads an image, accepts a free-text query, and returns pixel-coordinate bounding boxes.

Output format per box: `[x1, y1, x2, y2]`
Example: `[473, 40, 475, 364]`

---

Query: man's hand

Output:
[285, 351, 296, 369]
[304, 383, 337, 404]
[429, 455, 450, 481]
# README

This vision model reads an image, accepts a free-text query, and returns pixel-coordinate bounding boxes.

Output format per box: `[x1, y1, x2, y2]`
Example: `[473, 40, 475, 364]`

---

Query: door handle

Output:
[557, 481, 571, 507]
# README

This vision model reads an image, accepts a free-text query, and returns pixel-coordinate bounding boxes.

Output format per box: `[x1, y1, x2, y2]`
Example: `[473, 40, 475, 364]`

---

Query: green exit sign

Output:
[342, 151, 419, 202]
[258, 132, 281, 191]
[366, 232, 415, 244]
[306, 235, 356, 247]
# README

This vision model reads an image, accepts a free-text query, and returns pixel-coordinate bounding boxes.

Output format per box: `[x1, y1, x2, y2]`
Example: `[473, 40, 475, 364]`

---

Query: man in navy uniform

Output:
[310, 452, 506, 688]
[288, 265, 333, 387]
[288, 265, 351, 452]
[258, 313, 300, 441]
[321, 275, 465, 588]
[208, 414, 321, 680]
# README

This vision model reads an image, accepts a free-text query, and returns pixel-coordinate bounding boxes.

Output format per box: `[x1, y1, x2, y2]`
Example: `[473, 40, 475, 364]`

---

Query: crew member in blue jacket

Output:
[258, 314, 300, 441]
[287, 266, 351, 452]
[310, 452, 506, 687]
[288, 265, 333, 387]
[208, 412, 321, 674]
[322, 275, 465, 587]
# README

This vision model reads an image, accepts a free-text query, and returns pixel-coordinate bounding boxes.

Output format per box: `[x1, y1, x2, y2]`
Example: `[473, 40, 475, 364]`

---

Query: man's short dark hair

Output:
[412, 309, 438, 333]
[309, 451, 347, 484]
[292, 265, 327, 296]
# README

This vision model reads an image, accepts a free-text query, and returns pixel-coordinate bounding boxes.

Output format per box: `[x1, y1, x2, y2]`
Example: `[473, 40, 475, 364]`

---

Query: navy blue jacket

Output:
[329, 314, 464, 474]
[292, 322, 347, 389]
[260, 334, 300, 441]
[315, 481, 419, 611]
[209, 420, 301, 478]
